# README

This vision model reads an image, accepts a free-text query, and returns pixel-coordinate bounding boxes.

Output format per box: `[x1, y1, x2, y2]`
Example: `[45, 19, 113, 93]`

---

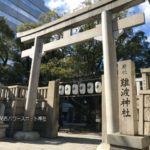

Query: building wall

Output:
[0, 0, 49, 31]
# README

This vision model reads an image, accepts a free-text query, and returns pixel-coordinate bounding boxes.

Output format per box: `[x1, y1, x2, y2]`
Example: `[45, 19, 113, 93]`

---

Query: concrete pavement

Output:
[0, 132, 101, 150]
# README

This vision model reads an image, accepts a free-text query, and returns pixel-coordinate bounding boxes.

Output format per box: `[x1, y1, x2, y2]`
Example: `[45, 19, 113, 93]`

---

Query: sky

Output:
[44, 0, 150, 42]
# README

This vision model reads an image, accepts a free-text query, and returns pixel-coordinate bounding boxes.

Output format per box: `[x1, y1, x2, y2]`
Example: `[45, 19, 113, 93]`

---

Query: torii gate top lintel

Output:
[17, 0, 145, 42]
[18, 0, 146, 58]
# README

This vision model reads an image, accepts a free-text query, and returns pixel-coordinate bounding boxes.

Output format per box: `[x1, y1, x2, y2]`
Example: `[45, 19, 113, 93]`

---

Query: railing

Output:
[0, 86, 9, 100]
[0, 85, 48, 101]
[8, 85, 27, 99]
[0, 77, 144, 100]
[37, 87, 48, 100]
[135, 78, 143, 96]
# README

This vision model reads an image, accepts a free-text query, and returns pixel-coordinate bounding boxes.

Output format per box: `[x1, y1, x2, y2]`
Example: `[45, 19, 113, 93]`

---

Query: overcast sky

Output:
[44, 0, 150, 42]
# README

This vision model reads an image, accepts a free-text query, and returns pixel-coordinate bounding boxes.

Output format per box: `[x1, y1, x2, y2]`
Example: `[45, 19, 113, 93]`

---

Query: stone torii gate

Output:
[15, 0, 146, 143]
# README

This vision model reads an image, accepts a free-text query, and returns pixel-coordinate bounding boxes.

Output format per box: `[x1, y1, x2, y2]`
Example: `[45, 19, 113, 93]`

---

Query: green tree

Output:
[0, 18, 15, 66]
[17, 22, 39, 32]
[16, 2, 150, 83]
[116, 29, 150, 73]
[0, 18, 30, 85]
[39, 10, 60, 24]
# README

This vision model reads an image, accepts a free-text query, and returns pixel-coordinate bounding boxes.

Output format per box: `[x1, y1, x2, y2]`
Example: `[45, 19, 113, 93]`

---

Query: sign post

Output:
[118, 60, 138, 135]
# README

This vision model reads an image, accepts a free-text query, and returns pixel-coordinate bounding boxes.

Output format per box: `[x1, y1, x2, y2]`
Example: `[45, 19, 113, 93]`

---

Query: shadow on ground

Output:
[1, 134, 101, 146]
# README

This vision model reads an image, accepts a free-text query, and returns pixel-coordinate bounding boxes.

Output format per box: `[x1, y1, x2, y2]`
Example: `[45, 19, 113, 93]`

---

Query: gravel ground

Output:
[0, 132, 101, 150]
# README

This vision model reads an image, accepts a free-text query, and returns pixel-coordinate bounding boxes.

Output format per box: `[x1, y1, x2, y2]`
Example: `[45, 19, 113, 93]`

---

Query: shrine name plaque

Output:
[118, 60, 138, 135]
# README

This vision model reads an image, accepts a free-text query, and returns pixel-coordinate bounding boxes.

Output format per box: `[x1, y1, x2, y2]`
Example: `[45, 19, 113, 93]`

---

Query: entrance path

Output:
[0, 132, 101, 150]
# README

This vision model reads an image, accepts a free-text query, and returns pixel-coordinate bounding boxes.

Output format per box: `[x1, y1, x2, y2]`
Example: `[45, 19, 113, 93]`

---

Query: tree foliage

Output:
[0, 18, 30, 85]
[116, 29, 150, 73]
[39, 10, 60, 24]
[17, 22, 39, 32]
[0, 18, 15, 66]
[1, 1, 149, 85]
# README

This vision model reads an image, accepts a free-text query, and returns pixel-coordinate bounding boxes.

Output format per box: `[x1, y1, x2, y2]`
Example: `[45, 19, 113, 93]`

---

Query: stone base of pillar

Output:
[96, 143, 110, 150]
[0, 121, 8, 138]
[107, 133, 150, 150]
[14, 131, 40, 140]
[110, 146, 149, 150]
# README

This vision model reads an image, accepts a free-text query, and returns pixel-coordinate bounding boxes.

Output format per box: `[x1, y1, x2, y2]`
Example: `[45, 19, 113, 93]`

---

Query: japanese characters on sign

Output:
[120, 69, 131, 118]
[118, 60, 138, 135]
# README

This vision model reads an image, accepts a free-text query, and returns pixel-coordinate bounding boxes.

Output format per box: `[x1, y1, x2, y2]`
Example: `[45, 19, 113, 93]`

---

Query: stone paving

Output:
[0, 132, 101, 150]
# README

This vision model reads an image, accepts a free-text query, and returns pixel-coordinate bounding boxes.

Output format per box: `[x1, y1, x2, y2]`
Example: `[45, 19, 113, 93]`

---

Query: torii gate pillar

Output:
[102, 11, 119, 134]
[14, 37, 43, 140]
[97, 11, 119, 150]
[23, 37, 43, 131]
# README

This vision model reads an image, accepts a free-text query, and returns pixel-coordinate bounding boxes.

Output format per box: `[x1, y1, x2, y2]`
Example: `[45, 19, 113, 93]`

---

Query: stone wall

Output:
[138, 69, 150, 136]
[143, 95, 150, 135]
[0, 81, 59, 138]
[138, 94, 150, 136]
